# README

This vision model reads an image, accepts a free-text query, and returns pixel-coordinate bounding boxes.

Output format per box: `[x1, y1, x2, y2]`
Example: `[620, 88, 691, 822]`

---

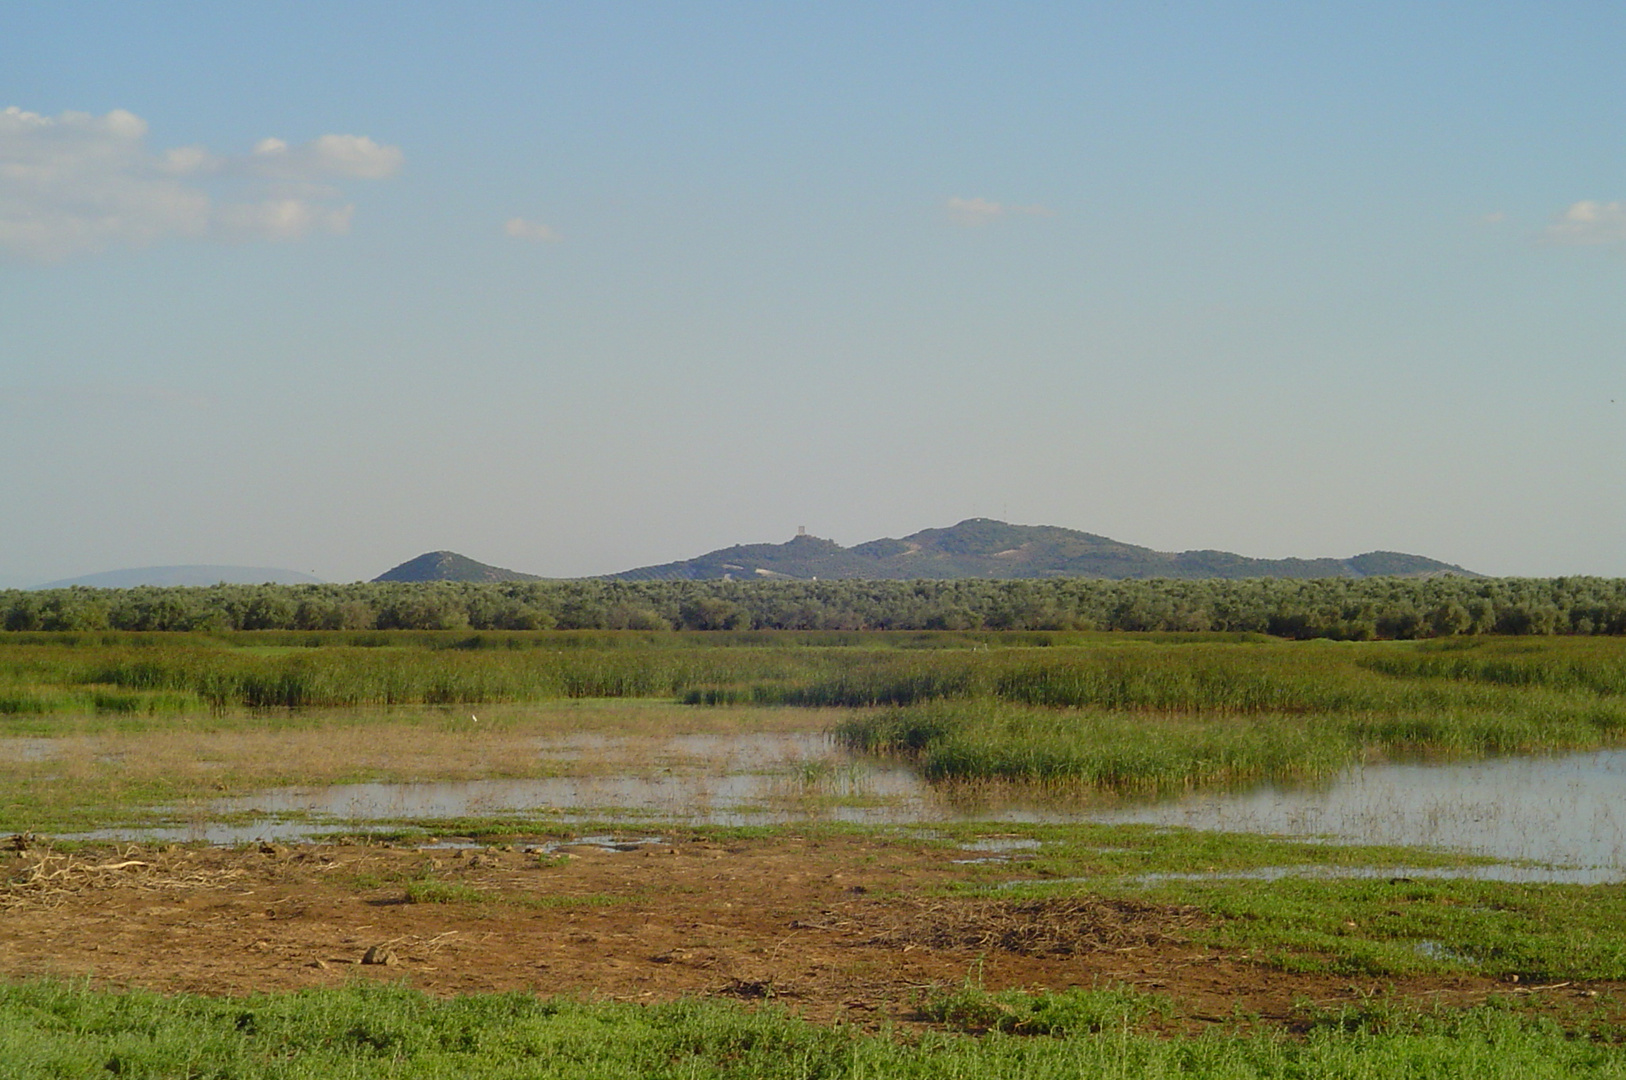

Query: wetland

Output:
[9, 629, 1626, 1074]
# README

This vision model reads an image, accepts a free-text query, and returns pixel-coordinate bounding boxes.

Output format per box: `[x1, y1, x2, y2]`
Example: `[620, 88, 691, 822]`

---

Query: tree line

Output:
[4, 576, 1626, 638]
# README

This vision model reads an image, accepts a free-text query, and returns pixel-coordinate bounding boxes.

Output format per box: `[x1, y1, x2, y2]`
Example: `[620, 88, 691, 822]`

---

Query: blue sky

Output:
[2, 2, 1623, 584]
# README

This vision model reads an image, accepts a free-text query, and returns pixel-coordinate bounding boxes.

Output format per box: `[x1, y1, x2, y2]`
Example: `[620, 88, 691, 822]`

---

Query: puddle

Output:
[952, 837, 1042, 863]
[408, 835, 670, 854]
[1414, 939, 1477, 963]
[959, 837, 1043, 853]
[0, 738, 63, 762]
[535, 835, 668, 855]
[69, 822, 324, 846]
[1117, 863, 1619, 886]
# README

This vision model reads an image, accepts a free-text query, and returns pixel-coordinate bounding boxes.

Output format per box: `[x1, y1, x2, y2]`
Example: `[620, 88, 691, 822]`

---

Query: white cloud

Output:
[944, 196, 1055, 227]
[305, 134, 402, 180]
[248, 133, 402, 180]
[504, 217, 561, 243]
[0, 105, 402, 260]
[1544, 201, 1626, 247]
[159, 145, 219, 176]
[216, 198, 354, 241]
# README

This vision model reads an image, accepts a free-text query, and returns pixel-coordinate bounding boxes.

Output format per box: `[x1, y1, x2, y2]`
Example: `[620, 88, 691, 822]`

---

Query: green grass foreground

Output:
[945, 825, 1626, 982]
[6, 980, 1626, 1079]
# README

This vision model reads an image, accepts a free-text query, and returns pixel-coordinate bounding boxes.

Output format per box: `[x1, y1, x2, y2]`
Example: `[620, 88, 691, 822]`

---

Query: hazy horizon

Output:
[5, 3, 1623, 587]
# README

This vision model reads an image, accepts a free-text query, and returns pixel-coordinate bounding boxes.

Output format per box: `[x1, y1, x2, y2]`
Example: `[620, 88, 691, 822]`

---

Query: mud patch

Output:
[0, 835, 1605, 1031]
[843, 897, 1205, 958]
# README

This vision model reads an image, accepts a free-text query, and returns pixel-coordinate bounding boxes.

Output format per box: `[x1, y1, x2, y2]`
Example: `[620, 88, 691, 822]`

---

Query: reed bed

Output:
[836, 702, 1357, 791]
[0, 640, 835, 713]
[6, 632, 1626, 798]
[1363, 637, 1626, 696]
[820, 639, 1626, 792]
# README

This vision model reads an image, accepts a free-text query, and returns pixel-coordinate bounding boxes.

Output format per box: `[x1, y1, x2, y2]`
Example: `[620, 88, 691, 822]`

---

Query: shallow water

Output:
[210, 768, 933, 825]
[174, 731, 944, 841]
[70, 732, 1626, 881]
[1087, 749, 1626, 875]
[0, 738, 63, 762]
[1022, 863, 1620, 887]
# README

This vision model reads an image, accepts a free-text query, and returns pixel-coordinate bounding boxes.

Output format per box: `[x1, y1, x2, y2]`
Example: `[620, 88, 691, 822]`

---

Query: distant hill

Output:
[609, 519, 1478, 582]
[373, 551, 542, 583]
[36, 565, 325, 589]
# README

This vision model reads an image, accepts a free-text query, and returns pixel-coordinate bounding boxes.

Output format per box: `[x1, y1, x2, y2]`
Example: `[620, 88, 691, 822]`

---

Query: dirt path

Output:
[0, 836, 1576, 1030]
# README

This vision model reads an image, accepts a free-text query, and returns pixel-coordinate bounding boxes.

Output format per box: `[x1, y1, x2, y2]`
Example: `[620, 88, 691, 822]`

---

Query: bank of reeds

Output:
[1362, 637, 1626, 696]
[0, 640, 830, 712]
[4, 634, 1626, 726]
[820, 638, 1626, 791]
[836, 702, 1357, 791]
[7, 634, 1626, 795]
[833, 692, 1626, 792]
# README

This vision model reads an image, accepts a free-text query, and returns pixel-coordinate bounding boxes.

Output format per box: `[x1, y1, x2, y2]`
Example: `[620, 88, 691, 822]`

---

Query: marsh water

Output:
[72, 730, 1626, 879]
[206, 732, 934, 828]
[1088, 749, 1626, 874]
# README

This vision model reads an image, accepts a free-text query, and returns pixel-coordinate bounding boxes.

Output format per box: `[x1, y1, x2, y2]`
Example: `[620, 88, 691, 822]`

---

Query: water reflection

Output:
[1088, 749, 1626, 874]
[208, 730, 939, 829]
[64, 731, 1626, 881]
[211, 768, 933, 824]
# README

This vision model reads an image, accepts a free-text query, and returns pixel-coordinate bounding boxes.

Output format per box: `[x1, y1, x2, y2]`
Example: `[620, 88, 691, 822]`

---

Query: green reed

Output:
[837, 701, 1357, 790]
[836, 680, 1626, 791]
[7, 635, 1626, 795]
[1363, 636, 1626, 696]
[0, 638, 837, 712]
[826, 638, 1626, 791]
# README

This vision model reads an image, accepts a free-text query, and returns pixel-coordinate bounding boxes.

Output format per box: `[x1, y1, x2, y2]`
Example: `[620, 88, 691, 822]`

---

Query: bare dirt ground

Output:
[0, 835, 1598, 1031]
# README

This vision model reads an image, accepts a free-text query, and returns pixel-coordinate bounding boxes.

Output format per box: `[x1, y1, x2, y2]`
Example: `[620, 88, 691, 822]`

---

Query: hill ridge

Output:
[373, 521, 1477, 583]
[372, 551, 541, 584]
[607, 519, 1476, 582]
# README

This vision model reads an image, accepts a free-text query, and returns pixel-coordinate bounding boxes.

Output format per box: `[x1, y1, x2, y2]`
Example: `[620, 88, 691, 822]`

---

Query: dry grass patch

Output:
[1, 844, 248, 913]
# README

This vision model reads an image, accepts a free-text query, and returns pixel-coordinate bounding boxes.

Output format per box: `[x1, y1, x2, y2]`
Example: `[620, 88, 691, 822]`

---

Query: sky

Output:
[2, 1, 1624, 585]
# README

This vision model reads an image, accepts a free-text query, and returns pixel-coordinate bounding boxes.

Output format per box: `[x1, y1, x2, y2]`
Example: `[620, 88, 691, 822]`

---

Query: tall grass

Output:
[7, 634, 1626, 796]
[836, 684, 1626, 792]
[827, 639, 1626, 791]
[837, 702, 1356, 791]
[1364, 637, 1626, 696]
[0, 640, 831, 712]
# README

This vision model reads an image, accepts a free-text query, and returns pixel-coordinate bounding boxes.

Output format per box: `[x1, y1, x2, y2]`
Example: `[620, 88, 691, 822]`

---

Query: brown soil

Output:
[0, 835, 1599, 1031]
